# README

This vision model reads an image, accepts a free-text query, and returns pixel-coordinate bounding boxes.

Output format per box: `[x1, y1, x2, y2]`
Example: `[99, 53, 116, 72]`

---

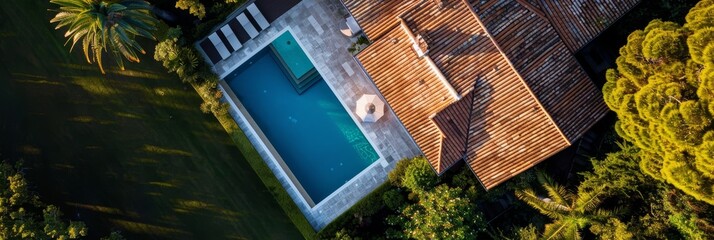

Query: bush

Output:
[451, 166, 478, 189]
[317, 183, 392, 239]
[352, 191, 384, 218]
[400, 185, 486, 239]
[382, 189, 405, 211]
[402, 157, 438, 193]
[388, 157, 413, 187]
[154, 27, 204, 84]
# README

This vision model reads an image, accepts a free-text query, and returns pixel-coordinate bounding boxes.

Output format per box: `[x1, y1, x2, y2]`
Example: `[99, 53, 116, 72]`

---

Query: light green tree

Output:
[515, 172, 627, 239]
[602, 0, 714, 205]
[402, 185, 486, 240]
[50, 0, 158, 74]
[401, 157, 438, 193]
[154, 27, 201, 83]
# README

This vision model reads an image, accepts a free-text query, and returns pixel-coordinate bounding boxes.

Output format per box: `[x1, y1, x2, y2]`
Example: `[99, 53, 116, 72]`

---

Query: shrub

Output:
[402, 157, 438, 193]
[175, 0, 206, 19]
[154, 27, 203, 84]
[388, 157, 413, 187]
[352, 191, 383, 217]
[451, 166, 478, 189]
[382, 188, 405, 211]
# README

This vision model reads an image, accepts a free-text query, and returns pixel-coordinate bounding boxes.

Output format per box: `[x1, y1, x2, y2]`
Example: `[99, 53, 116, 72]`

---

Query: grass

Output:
[0, 0, 307, 239]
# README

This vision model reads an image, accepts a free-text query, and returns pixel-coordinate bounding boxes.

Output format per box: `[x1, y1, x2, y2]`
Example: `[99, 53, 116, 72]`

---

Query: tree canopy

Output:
[515, 172, 626, 239]
[0, 161, 88, 239]
[50, 0, 158, 74]
[401, 185, 485, 240]
[602, 0, 714, 205]
[401, 157, 438, 193]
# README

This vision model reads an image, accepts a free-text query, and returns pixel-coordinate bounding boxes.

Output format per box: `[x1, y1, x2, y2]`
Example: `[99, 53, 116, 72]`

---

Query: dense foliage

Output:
[154, 27, 202, 83]
[401, 157, 438, 193]
[153, 27, 227, 115]
[50, 0, 158, 74]
[318, 157, 490, 240]
[175, 0, 206, 19]
[0, 160, 93, 239]
[516, 172, 622, 239]
[602, 0, 714, 205]
[171, 0, 244, 22]
[400, 185, 485, 240]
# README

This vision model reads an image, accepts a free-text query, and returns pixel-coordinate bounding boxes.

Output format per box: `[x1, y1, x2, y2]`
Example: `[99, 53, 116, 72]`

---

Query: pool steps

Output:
[269, 45, 321, 94]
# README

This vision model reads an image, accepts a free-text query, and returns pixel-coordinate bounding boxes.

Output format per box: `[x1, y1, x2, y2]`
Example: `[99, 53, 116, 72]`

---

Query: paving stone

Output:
[196, 0, 421, 230]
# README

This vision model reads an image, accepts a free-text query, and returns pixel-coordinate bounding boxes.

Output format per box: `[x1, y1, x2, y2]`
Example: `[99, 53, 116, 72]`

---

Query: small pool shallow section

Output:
[225, 32, 379, 204]
[271, 32, 313, 79]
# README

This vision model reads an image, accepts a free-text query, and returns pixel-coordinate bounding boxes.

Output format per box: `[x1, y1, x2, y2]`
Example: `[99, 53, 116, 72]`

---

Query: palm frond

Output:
[50, 0, 156, 73]
[536, 171, 573, 207]
[542, 219, 578, 240]
[574, 187, 605, 213]
[516, 189, 569, 219]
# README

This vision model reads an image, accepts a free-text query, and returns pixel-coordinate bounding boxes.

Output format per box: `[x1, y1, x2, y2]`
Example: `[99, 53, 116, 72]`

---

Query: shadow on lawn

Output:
[0, 1, 303, 237]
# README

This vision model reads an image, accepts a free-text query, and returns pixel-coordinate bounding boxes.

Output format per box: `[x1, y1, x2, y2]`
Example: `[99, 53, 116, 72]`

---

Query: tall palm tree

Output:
[515, 172, 614, 239]
[50, 0, 157, 74]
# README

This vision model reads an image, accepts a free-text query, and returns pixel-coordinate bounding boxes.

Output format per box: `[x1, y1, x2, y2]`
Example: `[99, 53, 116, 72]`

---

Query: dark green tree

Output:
[0, 161, 88, 239]
[401, 185, 486, 240]
[50, 0, 158, 74]
[602, 0, 714, 205]
[662, 188, 714, 239]
[578, 143, 647, 195]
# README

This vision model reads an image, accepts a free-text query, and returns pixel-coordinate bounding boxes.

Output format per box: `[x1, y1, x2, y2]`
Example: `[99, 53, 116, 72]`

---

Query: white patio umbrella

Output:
[355, 94, 385, 123]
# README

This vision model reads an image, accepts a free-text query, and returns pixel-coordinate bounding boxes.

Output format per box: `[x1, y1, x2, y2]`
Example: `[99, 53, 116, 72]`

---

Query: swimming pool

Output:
[224, 32, 379, 205]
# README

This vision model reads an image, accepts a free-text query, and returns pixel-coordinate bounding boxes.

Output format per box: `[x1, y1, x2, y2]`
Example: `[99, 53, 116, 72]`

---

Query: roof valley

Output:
[342, 0, 638, 189]
[461, 0, 571, 145]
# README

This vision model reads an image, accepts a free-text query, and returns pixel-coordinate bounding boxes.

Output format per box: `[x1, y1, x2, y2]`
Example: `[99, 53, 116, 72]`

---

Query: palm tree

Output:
[515, 172, 615, 239]
[50, 0, 157, 74]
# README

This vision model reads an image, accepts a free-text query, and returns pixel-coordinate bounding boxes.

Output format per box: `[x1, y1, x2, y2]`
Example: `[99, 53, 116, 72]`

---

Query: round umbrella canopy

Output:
[355, 94, 385, 123]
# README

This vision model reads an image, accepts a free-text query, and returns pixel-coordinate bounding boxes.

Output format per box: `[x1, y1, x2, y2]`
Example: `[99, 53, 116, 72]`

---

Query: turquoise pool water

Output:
[225, 32, 379, 204]
[271, 32, 313, 79]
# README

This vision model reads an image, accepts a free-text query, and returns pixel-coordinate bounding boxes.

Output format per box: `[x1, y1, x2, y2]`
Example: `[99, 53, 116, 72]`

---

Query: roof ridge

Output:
[514, 0, 547, 21]
[459, 0, 571, 146]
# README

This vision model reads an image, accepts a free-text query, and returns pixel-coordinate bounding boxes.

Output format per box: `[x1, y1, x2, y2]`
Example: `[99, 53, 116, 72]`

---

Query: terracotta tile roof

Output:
[345, 0, 634, 189]
[342, 0, 420, 40]
[525, 0, 641, 51]
[398, 0, 491, 94]
[474, 0, 610, 143]
[463, 80, 569, 188]
[356, 26, 457, 168]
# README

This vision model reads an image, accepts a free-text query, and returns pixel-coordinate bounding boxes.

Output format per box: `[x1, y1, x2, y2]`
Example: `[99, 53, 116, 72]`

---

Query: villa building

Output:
[197, 0, 641, 229]
[341, 0, 640, 189]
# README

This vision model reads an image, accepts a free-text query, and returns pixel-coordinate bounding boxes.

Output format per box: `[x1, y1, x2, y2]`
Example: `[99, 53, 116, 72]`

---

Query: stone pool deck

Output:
[196, 0, 422, 230]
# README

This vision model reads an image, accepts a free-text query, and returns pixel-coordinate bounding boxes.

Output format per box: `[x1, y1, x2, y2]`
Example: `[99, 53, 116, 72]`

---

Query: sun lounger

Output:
[247, 3, 270, 30]
[220, 25, 242, 51]
[237, 13, 259, 38]
[208, 33, 230, 59]
[199, 40, 222, 64]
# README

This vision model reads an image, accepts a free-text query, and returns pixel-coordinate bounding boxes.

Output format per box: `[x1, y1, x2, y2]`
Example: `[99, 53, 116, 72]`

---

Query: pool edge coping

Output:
[217, 28, 388, 212]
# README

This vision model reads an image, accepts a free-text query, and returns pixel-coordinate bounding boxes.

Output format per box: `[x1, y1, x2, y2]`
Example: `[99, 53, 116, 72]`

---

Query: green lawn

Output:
[0, 1, 304, 239]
